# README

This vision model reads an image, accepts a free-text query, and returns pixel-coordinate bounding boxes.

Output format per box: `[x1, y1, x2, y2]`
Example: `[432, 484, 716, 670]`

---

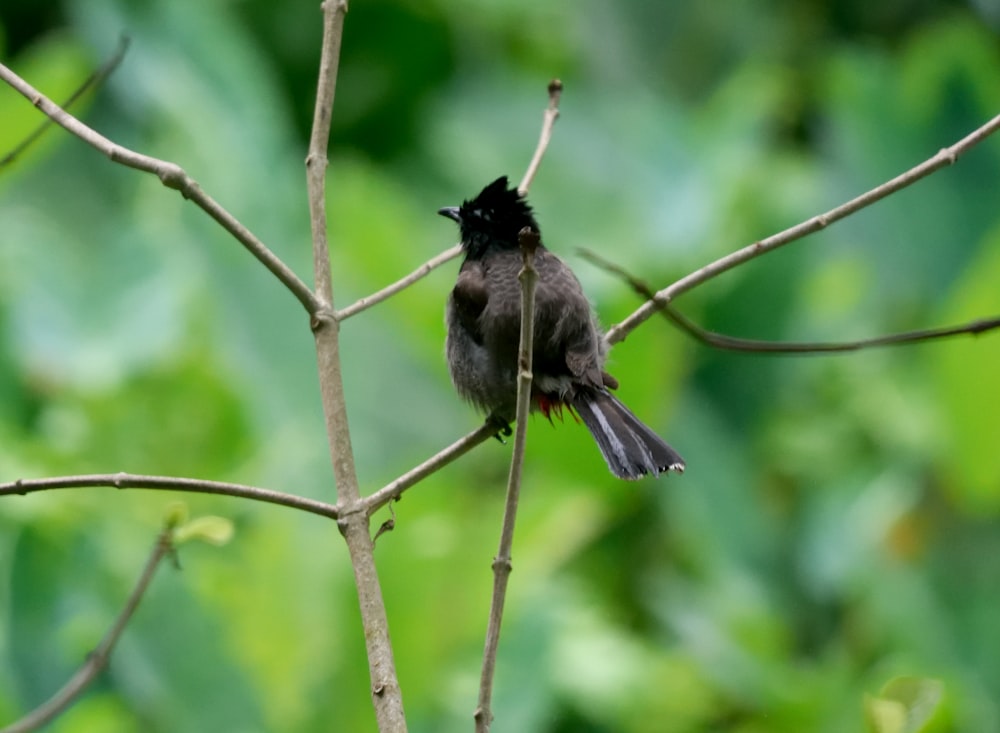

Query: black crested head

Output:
[438, 176, 540, 260]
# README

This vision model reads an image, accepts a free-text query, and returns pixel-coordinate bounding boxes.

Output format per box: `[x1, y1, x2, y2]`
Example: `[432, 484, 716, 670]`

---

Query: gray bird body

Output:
[440, 177, 685, 480]
[446, 246, 605, 421]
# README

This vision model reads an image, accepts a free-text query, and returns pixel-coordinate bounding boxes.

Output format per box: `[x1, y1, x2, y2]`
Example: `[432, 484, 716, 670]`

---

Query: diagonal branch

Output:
[364, 422, 496, 516]
[474, 227, 540, 733]
[0, 61, 321, 315]
[1, 36, 131, 169]
[336, 244, 463, 320]
[580, 248, 1000, 353]
[0, 525, 174, 733]
[604, 111, 1000, 346]
[518, 79, 562, 194]
[0, 473, 340, 519]
[337, 78, 564, 322]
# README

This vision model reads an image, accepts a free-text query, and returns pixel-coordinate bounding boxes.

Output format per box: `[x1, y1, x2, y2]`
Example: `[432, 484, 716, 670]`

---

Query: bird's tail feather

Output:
[571, 389, 685, 480]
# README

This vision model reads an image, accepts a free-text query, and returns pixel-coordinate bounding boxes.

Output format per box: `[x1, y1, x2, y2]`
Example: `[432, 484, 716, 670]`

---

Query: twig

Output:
[364, 422, 496, 516]
[604, 112, 1000, 346]
[372, 502, 396, 545]
[1, 36, 131, 169]
[304, 2, 407, 731]
[337, 244, 463, 320]
[307, 0, 345, 306]
[518, 79, 563, 194]
[337, 79, 563, 322]
[579, 248, 1000, 353]
[0, 61, 321, 316]
[0, 473, 339, 519]
[0, 526, 174, 733]
[474, 228, 540, 732]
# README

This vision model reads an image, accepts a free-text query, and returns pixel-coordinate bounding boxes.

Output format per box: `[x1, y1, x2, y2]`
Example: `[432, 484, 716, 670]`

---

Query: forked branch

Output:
[604, 112, 1000, 346]
[0, 60, 320, 315]
[0, 36, 130, 169]
[580, 248, 1000, 353]
[337, 79, 564, 321]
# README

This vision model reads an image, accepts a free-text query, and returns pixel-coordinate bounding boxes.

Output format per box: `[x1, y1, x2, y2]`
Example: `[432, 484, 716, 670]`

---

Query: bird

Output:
[438, 176, 685, 480]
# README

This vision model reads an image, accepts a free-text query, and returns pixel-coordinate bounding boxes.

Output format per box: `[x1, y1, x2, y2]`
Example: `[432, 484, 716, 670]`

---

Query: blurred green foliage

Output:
[1, 0, 999, 731]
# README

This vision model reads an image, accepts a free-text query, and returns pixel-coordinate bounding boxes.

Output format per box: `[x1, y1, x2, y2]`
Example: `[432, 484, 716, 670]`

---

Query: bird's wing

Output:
[564, 336, 605, 388]
[534, 251, 607, 389]
[450, 261, 490, 344]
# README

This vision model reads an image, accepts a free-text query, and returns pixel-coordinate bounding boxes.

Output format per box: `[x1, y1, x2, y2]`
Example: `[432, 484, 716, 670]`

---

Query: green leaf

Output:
[173, 516, 235, 546]
[865, 677, 944, 733]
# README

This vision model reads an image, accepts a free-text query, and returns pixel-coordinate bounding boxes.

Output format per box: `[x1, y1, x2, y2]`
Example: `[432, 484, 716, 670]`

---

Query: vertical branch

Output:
[474, 228, 540, 732]
[306, 0, 347, 305]
[305, 2, 406, 731]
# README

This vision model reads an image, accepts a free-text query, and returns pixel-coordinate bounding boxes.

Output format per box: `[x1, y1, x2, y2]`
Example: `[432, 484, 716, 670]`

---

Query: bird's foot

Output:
[485, 413, 513, 443]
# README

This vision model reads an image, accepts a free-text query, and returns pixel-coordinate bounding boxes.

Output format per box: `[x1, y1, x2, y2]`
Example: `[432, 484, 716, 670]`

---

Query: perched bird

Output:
[438, 176, 685, 479]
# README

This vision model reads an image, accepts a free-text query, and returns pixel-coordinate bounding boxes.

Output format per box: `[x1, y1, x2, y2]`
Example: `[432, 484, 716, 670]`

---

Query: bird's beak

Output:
[437, 206, 461, 223]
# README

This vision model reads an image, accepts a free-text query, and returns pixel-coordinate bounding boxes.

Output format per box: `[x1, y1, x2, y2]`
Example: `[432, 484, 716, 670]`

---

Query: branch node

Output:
[491, 557, 512, 573]
[310, 308, 338, 332]
[158, 164, 187, 191]
[304, 152, 328, 170]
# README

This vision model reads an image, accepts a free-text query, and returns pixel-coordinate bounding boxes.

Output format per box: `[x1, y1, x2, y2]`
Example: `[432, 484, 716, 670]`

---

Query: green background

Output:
[1, 0, 1000, 731]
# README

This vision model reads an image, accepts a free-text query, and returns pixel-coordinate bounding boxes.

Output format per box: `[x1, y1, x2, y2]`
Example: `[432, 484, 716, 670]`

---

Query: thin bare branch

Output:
[604, 112, 1000, 346]
[337, 244, 463, 320]
[305, 0, 356, 508]
[337, 79, 564, 322]
[1, 36, 131, 170]
[474, 227, 540, 733]
[364, 422, 496, 516]
[0, 526, 173, 733]
[0, 473, 339, 519]
[518, 79, 563, 194]
[303, 2, 406, 731]
[307, 0, 347, 305]
[0, 61, 320, 315]
[580, 247, 1000, 353]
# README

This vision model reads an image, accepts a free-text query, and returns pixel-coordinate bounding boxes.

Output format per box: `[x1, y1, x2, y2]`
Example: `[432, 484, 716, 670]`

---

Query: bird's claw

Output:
[486, 414, 513, 443]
